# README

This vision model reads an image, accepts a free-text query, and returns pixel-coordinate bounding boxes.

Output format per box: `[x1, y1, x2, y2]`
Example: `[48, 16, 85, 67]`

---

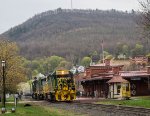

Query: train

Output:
[32, 69, 76, 101]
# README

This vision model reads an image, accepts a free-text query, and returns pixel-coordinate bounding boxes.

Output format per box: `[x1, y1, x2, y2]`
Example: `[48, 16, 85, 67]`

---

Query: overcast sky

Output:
[0, 0, 140, 34]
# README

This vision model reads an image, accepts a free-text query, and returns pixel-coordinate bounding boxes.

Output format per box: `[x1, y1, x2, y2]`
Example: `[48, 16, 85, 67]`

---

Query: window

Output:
[126, 83, 129, 91]
[122, 83, 129, 91]
[117, 83, 121, 95]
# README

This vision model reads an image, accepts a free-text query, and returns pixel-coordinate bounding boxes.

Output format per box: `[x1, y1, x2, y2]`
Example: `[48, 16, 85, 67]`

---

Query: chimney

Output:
[147, 66, 150, 74]
[112, 66, 120, 75]
[112, 65, 123, 75]
[105, 59, 110, 66]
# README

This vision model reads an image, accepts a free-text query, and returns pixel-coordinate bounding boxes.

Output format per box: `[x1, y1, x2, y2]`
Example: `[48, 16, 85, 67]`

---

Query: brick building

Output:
[77, 63, 150, 98]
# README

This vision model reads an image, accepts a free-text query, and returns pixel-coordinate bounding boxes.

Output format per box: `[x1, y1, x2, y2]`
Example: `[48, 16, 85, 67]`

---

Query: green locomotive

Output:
[32, 75, 46, 100]
[32, 70, 76, 101]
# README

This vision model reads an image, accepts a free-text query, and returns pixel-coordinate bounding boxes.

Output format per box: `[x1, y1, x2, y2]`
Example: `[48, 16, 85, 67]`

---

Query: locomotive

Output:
[32, 70, 76, 101]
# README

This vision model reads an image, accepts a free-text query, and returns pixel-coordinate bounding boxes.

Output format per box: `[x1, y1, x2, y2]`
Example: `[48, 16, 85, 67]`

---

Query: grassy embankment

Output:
[6, 96, 15, 102]
[96, 96, 150, 108]
[0, 103, 78, 116]
[0, 95, 81, 116]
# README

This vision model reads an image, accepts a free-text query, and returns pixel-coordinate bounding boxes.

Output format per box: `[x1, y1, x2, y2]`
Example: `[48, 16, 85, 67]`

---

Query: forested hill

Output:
[2, 9, 141, 61]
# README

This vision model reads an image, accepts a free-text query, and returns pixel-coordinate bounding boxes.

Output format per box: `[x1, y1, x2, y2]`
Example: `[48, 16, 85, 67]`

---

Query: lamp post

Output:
[2, 61, 6, 108]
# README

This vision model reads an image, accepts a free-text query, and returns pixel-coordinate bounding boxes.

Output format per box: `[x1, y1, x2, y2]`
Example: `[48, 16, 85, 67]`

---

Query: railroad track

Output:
[25, 98, 150, 116]
[46, 101, 150, 116]
[72, 102, 150, 116]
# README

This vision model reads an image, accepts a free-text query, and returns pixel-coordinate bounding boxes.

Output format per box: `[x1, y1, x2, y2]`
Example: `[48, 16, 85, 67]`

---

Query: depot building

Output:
[76, 61, 150, 99]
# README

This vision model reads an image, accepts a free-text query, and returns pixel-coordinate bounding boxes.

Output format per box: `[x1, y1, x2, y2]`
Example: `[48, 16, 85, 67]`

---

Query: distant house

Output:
[77, 66, 85, 73]
[130, 56, 148, 65]
[70, 66, 85, 74]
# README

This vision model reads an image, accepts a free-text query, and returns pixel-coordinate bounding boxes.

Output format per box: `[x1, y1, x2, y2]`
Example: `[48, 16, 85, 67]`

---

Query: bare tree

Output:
[139, 0, 150, 38]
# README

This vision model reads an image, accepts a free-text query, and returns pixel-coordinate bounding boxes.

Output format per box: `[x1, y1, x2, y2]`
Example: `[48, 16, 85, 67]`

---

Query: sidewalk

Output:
[75, 97, 105, 103]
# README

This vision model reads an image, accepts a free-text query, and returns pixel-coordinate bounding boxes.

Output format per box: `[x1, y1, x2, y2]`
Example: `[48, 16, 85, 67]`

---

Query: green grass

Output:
[6, 96, 15, 102]
[0, 103, 77, 116]
[96, 96, 150, 108]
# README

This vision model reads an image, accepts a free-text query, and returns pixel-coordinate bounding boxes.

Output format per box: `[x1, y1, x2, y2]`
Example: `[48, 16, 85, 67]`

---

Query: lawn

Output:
[6, 96, 15, 102]
[95, 96, 150, 108]
[0, 103, 76, 116]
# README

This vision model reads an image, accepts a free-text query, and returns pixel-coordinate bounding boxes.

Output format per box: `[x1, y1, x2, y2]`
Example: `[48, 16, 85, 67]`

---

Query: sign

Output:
[131, 77, 141, 80]
[56, 70, 69, 75]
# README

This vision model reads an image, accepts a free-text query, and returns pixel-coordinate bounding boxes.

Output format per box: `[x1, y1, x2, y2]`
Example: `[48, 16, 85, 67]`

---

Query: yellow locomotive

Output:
[32, 70, 76, 102]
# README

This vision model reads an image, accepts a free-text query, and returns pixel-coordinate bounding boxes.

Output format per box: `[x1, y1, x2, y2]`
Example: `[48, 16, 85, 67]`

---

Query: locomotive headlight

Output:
[61, 71, 64, 74]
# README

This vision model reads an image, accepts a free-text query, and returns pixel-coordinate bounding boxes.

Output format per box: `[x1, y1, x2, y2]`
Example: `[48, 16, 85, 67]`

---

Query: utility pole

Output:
[2, 61, 6, 108]
[101, 40, 104, 64]
[71, 0, 73, 10]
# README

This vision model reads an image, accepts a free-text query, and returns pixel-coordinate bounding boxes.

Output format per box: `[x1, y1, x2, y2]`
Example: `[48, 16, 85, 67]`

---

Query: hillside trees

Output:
[2, 9, 139, 60]
[99, 50, 113, 60]
[139, 0, 150, 37]
[122, 44, 129, 57]
[138, 0, 150, 53]
[131, 43, 144, 57]
[58, 60, 72, 70]
[46, 56, 64, 72]
[115, 43, 123, 57]
[23, 56, 73, 77]
[115, 43, 129, 59]
[0, 39, 26, 93]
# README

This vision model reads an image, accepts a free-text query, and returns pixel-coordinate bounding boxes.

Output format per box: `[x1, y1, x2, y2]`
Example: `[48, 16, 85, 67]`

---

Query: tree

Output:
[115, 42, 124, 58]
[90, 51, 100, 63]
[46, 56, 64, 72]
[0, 39, 26, 93]
[22, 56, 73, 76]
[146, 53, 150, 57]
[58, 60, 72, 70]
[32, 70, 39, 76]
[103, 51, 110, 58]
[105, 55, 113, 60]
[131, 43, 144, 57]
[139, 0, 150, 38]
[81, 57, 91, 67]
[135, 43, 144, 54]
[122, 44, 129, 57]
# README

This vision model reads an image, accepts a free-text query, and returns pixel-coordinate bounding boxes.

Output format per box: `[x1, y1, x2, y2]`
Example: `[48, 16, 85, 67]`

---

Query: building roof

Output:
[107, 75, 129, 83]
[120, 71, 150, 77]
[90, 64, 124, 67]
[80, 76, 112, 82]
[80, 70, 150, 82]
[78, 63, 150, 82]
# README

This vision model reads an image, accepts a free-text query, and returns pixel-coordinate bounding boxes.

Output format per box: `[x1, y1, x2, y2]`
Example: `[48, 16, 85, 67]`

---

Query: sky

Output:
[0, 0, 140, 34]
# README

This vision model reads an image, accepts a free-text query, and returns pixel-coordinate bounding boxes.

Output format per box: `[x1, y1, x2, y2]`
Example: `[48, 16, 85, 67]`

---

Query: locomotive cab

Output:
[55, 70, 76, 101]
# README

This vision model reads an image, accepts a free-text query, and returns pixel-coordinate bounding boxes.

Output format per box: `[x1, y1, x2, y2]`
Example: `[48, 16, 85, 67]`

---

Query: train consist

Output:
[32, 70, 76, 101]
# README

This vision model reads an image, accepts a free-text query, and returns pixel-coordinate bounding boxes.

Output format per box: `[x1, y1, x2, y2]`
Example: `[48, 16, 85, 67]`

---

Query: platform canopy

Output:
[107, 75, 129, 83]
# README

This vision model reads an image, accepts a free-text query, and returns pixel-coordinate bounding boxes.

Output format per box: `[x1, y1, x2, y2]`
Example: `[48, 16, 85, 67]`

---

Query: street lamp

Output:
[2, 60, 6, 108]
